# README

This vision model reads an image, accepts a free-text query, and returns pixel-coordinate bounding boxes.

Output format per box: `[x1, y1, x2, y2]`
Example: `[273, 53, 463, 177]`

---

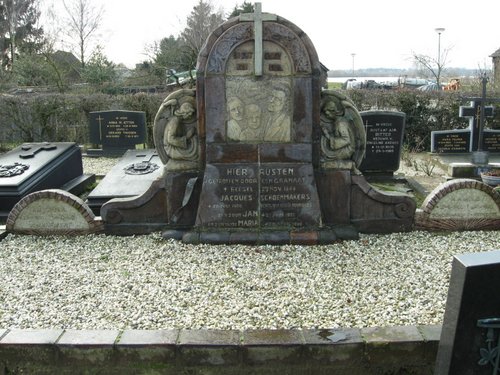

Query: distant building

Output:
[51, 51, 81, 83]
[491, 47, 500, 85]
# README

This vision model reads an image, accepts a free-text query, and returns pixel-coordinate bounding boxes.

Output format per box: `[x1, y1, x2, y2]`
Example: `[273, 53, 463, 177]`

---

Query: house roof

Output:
[490, 48, 500, 57]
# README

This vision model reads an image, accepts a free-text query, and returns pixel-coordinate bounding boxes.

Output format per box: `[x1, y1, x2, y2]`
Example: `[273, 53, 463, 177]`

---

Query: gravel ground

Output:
[82, 156, 121, 176]
[1, 155, 497, 331]
[1, 231, 499, 330]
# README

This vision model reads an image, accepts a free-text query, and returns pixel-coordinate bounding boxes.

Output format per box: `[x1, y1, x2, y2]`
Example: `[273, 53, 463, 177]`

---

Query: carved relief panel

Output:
[225, 41, 293, 143]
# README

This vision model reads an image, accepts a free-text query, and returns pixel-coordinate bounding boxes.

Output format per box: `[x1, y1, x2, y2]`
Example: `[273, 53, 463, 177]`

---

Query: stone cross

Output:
[96, 115, 105, 141]
[240, 2, 277, 76]
[460, 74, 500, 151]
[19, 143, 57, 159]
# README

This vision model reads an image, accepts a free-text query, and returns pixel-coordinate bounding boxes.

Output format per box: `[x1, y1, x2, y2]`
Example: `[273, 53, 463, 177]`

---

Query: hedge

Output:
[1, 89, 499, 152]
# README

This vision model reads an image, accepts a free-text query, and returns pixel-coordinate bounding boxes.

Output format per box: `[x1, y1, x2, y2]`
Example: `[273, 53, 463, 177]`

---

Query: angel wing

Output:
[321, 90, 366, 167]
[153, 89, 196, 164]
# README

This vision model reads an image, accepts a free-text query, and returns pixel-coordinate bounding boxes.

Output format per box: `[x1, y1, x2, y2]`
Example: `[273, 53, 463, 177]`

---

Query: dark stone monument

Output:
[431, 129, 471, 153]
[0, 142, 93, 220]
[88, 110, 147, 156]
[358, 110, 406, 175]
[98, 2, 416, 242]
[85, 149, 162, 216]
[431, 75, 500, 157]
[435, 250, 500, 375]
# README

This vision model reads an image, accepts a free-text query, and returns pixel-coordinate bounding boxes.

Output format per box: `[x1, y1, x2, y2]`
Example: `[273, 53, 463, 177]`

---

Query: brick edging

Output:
[0, 325, 441, 373]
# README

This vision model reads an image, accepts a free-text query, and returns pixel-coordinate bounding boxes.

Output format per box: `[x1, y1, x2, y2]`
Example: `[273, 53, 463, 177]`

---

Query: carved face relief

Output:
[225, 41, 293, 143]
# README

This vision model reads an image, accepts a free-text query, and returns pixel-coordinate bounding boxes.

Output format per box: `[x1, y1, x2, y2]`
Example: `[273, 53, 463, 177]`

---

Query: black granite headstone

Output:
[88, 110, 147, 156]
[358, 111, 405, 174]
[86, 149, 162, 215]
[435, 250, 500, 375]
[0, 142, 90, 219]
[431, 129, 472, 153]
[483, 130, 500, 152]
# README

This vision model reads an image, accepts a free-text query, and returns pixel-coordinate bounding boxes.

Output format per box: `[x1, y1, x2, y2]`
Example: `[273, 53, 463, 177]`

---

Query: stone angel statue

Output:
[153, 89, 199, 171]
[319, 90, 366, 174]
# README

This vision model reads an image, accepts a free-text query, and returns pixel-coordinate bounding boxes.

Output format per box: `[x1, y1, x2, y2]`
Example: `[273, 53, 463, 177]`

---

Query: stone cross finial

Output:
[19, 143, 57, 159]
[239, 2, 277, 76]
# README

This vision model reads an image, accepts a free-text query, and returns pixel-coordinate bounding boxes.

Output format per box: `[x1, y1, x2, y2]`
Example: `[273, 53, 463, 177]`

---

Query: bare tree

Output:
[62, 0, 103, 69]
[412, 46, 451, 88]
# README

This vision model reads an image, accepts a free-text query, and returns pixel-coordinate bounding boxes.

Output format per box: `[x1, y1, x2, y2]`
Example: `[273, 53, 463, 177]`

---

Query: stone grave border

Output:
[6, 189, 104, 235]
[0, 325, 440, 373]
[415, 178, 500, 231]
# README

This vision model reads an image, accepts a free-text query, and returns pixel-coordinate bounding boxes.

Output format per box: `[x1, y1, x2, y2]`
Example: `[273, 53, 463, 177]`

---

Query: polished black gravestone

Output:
[431, 78, 500, 155]
[431, 129, 471, 153]
[88, 110, 147, 156]
[359, 110, 405, 175]
[86, 149, 162, 216]
[0, 142, 92, 220]
[435, 250, 500, 375]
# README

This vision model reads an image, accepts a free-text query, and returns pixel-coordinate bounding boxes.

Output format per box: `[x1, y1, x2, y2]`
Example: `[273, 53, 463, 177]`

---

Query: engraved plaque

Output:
[196, 163, 320, 229]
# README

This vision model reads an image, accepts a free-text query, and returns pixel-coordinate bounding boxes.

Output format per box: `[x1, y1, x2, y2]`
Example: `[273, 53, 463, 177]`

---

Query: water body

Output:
[328, 76, 400, 83]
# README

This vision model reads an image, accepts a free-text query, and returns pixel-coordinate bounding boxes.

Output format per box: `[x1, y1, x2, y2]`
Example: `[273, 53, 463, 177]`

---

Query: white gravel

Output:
[82, 156, 121, 176]
[1, 231, 499, 330]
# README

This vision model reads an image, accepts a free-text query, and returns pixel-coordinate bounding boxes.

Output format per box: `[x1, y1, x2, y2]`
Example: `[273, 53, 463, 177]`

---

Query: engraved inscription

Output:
[430, 189, 500, 219]
[483, 132, 500, 152]
[14, 199, 90, 231]
[435, 133, 469, 152]
[365, 122, 400, 154]
[199, 164, 318, 228]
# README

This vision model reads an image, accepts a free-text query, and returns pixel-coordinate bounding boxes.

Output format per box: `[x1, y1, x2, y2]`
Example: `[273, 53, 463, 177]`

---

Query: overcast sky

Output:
[40, 0, 499, 71]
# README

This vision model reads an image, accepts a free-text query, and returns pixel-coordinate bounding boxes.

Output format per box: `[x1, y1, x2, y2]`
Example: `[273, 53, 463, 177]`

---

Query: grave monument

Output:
[87, 110, 147, 157]
[359, 110, 406, 175]
[99, 3, 416, 242]
[0, 142, 93, 221]
[431, 75, 500, 159]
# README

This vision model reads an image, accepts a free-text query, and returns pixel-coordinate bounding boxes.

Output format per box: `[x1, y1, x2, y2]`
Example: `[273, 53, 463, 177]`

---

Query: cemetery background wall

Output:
[1, 90, 499, 152]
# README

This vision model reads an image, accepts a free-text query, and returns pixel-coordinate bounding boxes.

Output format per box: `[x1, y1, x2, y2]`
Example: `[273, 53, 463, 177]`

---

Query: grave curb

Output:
[0, 325, 441, 374]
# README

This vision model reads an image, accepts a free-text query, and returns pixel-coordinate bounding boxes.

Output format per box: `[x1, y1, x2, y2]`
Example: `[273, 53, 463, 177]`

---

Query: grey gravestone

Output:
[435, 250, 500, 375]
[86, 149, 162, 215]
[358, 110, 405, 175]
[0, 142, 92, 220]
[88, 110, 147, 156]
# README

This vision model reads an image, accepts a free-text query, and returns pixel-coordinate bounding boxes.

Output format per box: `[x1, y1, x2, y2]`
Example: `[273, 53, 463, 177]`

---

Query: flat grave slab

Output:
[0, 142, 89, 220]
[86, 149, 162, 215]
